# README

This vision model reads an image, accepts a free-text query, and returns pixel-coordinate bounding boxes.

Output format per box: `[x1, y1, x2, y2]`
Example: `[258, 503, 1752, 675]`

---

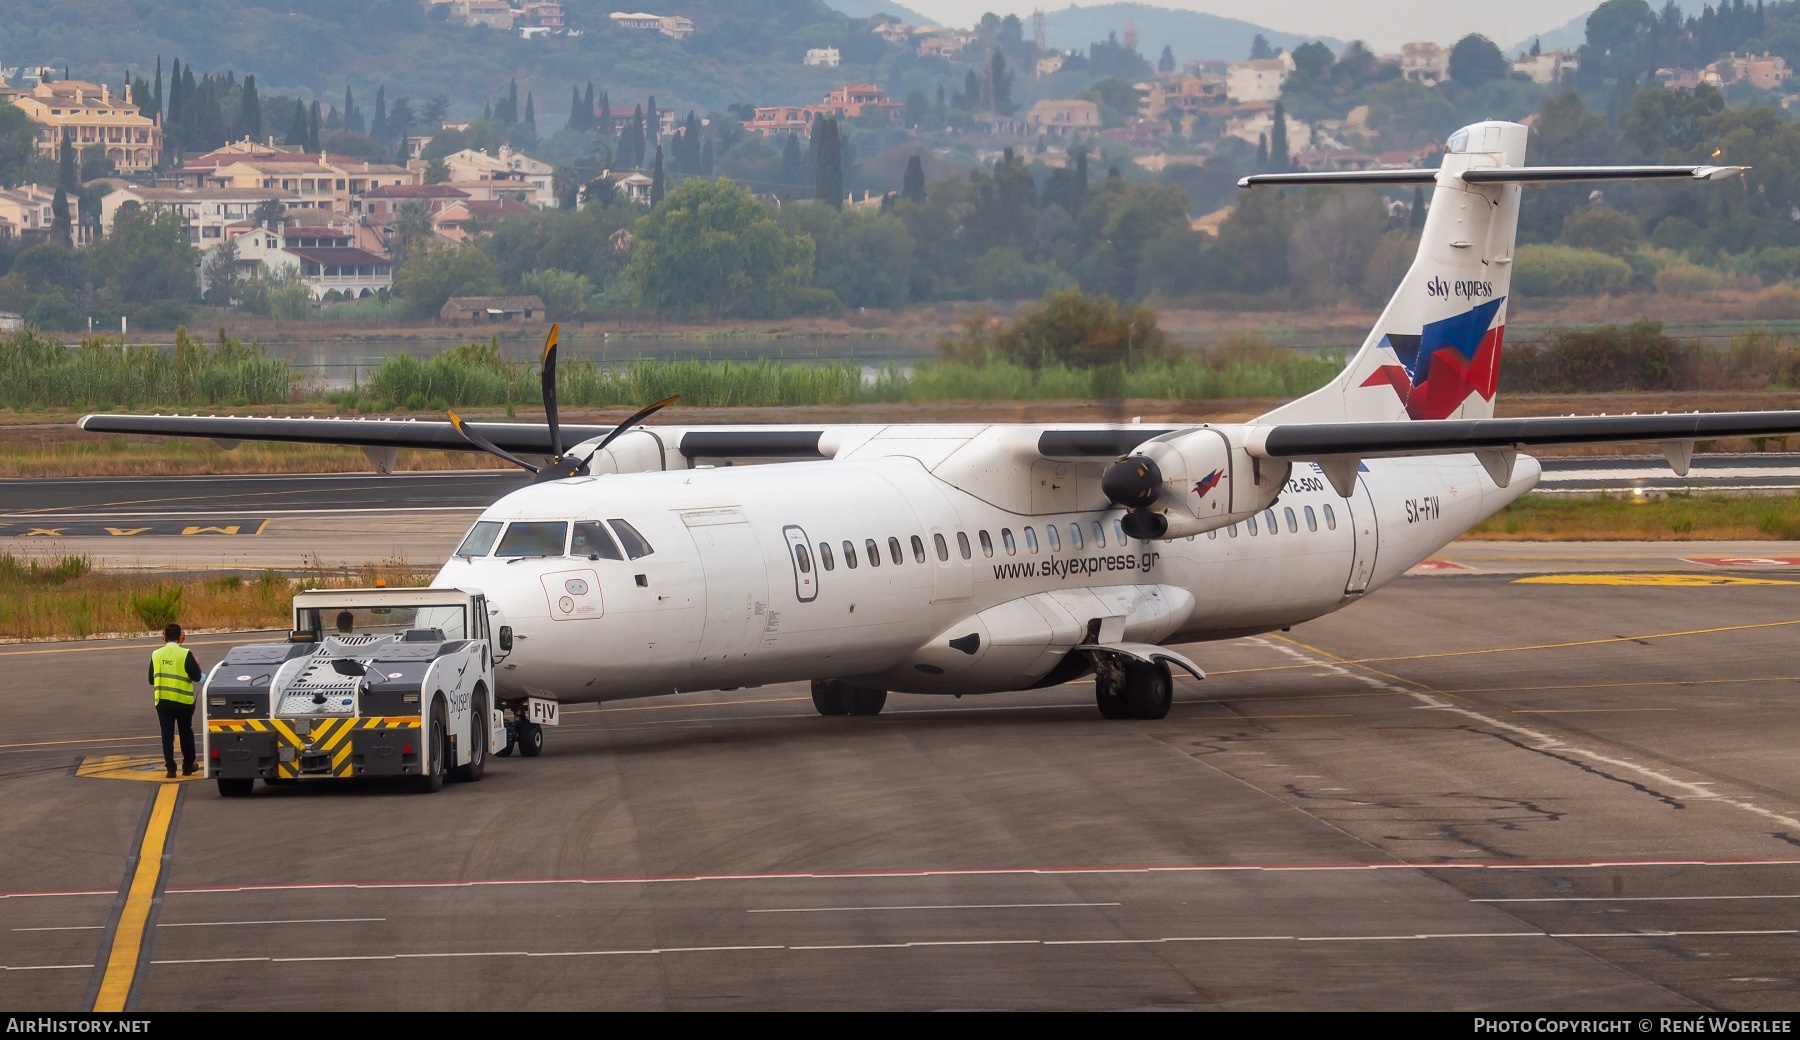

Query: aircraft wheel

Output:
[1125, 661, 1173, 720]
[811, 680, 848, 716]
[516, 720, 544, 758]
[846, 687, 887, 716]
[1095, 660, 1130, 719]
[216, 778, 254, 797]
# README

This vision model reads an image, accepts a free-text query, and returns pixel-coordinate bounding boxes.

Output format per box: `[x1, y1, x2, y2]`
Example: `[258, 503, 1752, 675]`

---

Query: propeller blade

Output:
[448, 409, 540, 473]
[577, 395, 681, 466]
[540, 323, 563, 460]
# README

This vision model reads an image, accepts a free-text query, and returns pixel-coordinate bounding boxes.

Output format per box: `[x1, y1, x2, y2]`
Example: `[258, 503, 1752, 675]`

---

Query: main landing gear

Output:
[811, 679, 887, 716]
[1094, 657, 1173, 720]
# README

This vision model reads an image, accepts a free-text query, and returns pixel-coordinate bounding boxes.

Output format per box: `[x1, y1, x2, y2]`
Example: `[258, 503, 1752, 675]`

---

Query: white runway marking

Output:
[1, 963, 93, 971]
[11, 925, 101, 931]
[748, 902, 1121, 914]
[158, 917, 387, 927]
[142, 927, 1800, 966]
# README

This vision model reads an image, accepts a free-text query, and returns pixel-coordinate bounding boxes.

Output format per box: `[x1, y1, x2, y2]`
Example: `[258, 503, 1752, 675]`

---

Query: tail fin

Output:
[1259, 120, 1527, 425]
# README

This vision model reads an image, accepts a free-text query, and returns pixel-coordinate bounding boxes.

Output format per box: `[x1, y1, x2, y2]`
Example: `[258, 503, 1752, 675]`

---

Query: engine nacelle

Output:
[1102, 427, 1288, 540]
[582, 429, 670, 475]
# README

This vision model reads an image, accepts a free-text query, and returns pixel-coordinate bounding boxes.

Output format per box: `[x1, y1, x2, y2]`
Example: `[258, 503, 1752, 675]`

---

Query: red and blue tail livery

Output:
[1360, 297, 1506, 421]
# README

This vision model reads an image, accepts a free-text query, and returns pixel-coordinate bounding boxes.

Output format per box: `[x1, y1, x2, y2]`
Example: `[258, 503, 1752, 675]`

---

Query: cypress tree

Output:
[505, 79, 518, 124]
[780, 132, 803, 185]
[598, 91, 611, 136]
[286, 100, 308, 146]
[629, 105, 645, 167]
[166, 58, 183, 127]
[524, 91, 536, 137]
[568, 85, 583, 131]
[646, 94, 657, 147]
[240, 75, 261, 142]
[1409, 185, 1426, 230]
[814, 118, 843, 207]
[698, 137, 713, 176]
[583, 83, 595, 131]
[1256, 132, 1268, 169]
[153, 56, 163, 121]
[651, 145, 664, 205]
[902, 153, 926, 204]
[373, 85, 387, 143]
[309, 100, 321, 153]
[51, 132, 73, 247]
[1073, 146, 1088, 203]
[1270, 101, 1289, 169]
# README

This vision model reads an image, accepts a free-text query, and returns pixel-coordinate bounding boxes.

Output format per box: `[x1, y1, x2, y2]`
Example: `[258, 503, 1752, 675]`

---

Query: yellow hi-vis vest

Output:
[151, 642, 195, 706]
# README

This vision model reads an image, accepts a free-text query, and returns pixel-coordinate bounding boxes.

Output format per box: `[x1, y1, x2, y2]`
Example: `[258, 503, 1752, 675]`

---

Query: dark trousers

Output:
[155, 701, 196, 772]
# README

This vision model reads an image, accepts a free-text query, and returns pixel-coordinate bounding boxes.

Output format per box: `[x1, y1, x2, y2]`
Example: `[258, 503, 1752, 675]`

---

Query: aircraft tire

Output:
[1095, 662, 1130, 719]
[1125, 661, 1173, 720]
[517, 720, 544, 757]
[216, 778, 254, 797]
[846, 688, 887, 716]
[811, 680, 849, 716]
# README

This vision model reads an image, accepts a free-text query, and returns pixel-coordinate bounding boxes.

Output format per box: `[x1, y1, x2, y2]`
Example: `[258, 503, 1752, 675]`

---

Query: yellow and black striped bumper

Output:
[209, 716, 422, 779]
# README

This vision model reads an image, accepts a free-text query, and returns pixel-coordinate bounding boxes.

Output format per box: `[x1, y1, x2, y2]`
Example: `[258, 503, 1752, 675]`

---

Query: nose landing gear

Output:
[496, 706, 546, 757]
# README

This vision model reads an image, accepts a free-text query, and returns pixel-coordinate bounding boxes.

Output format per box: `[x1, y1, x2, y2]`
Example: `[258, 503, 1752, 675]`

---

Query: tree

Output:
[904, 89, 928, 128]
[1409, 185, 1426, 230]
[522, 92, 536, 139]
[1158, 45, 1176, 73]
[1270, 102, 1290, 169]
[626, 178, 814, 319]
[814, 119, 844, 207]
[51, 132, 73, 248]
[568, 85, 585, 132]
[1250, 33, 1274, 60]
[201, 236, 241, 306]
[87, 204, 197, 304]
[424, 158, 450, 184]
[239, 75, 262, 141]
[373, 85, 388, 143]
[395, 241, 502, 316]
[901, 154, 926, 205]
[252, 199, 285, 229]
[1448, 34, 1509, 86]
[0, 105, 38, 187]
[780, 133, 804, 187]
[423, 94, 450, 130]
[309, 101, 322, 153]
[650, 146, 665, 206]
[990, 50, 1016, 115]
[553, 162, 578, 210]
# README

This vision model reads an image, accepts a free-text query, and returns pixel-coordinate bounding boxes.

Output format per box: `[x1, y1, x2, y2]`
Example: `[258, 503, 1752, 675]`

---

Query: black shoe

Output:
[165, 767, 176, 779]
[181, 765, 197, 776]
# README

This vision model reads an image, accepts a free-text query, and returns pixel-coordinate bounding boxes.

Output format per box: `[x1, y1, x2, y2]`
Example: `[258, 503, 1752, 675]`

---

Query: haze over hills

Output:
[1040, 3, 1337, 62]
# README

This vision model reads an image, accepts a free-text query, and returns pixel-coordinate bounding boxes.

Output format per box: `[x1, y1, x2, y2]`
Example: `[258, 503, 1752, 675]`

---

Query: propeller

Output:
[447, 323, 680, 483]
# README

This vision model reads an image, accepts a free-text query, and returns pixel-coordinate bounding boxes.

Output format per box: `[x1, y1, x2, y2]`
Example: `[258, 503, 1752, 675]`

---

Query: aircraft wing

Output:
[1247, 410, 1800, 459]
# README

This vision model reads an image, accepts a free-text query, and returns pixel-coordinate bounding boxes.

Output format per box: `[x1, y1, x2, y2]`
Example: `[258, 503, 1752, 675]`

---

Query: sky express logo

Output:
[1193, 469, 1224, 499]
[1426, 275, 1495, 300]
[993, 550, 1161, 582]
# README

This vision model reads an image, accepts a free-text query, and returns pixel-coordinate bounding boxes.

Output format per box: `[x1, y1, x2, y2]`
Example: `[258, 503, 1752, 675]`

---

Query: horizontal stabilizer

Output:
[1239, 164, 1745, 189]
[1251, 410, 1800, 461]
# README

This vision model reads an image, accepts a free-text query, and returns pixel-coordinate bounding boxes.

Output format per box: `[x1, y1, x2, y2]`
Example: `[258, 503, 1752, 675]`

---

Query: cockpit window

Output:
[572, 521, 624, 560]
[607, 519, 654, 560]
[494, 521, 568, 558]
[455, 520, 502, 558]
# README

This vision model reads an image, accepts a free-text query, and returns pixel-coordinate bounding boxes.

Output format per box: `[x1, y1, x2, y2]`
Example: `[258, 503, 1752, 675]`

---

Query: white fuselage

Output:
[434, 446, 1540, 706]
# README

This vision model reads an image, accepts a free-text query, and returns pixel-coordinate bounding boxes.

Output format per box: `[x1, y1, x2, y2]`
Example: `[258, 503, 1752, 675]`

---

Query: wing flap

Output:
[1253, 411, 1800, 460]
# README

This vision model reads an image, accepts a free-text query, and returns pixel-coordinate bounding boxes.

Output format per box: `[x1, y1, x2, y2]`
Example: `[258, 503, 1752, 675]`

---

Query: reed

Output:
[1469, 491, 1800, 541]
[0, 328, 294, 410]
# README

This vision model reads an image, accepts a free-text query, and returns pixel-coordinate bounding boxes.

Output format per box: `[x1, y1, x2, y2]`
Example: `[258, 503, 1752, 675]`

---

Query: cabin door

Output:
[684, 510, 771, 665]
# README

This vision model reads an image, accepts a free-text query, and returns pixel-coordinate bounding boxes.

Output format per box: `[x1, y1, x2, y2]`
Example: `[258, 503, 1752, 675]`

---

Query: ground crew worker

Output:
[149, 622, 203, 779]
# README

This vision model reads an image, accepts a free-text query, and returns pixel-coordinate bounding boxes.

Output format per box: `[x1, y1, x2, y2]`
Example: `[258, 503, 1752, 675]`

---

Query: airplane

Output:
[81, 120, 1800, 755]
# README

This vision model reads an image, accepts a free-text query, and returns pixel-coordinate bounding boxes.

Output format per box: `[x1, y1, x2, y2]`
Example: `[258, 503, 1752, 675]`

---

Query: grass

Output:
[1469, 492, 1800, 541]
[0, 437, 509, 477]
[0, 552, 428, 642]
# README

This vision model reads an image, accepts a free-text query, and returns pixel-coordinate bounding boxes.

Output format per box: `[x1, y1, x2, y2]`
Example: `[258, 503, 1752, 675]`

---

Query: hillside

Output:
[1042, 2, 1338, 63]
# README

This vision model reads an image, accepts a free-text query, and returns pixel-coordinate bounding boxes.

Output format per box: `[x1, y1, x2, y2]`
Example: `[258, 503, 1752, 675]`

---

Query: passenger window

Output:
[912, 535, 927, 563]
[842, 540, 858, 569]
[1092, 520, 1106, 548]
[1068, 523, 1083, 550]
[572, 521, 624, 560]
[1046, 524, 1060, 551]
[889, 537, 904, 565]
[1247, 515, 1258, 536]
[866, 538, 880, 567]
[1304, 505, 1318, 532]
[978, 530, 993, 558]
[1264, 508, 1279, 535]
[495, 521, 568, 557]
[956, 532, 972, 560]
[455, 520, 502, 557]
[1285, 507, 1298, 534]
[607, 519, 654, 559]
[1113, 519, 1126, 544]
[819, 542, 835, 570]
[1323, 504, 1338, 530]
[1024, 526, 1039, 553]
[934, 533, 949, 562]
[794, 543, 812, 573]
[1228, 523, 1239, 538]
[1001, 528, 1016, 555]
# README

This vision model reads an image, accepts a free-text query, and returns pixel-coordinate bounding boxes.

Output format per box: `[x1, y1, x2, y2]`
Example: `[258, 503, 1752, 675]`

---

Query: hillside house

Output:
[2, 78, 162, 173]
[439, 295, 547, 325]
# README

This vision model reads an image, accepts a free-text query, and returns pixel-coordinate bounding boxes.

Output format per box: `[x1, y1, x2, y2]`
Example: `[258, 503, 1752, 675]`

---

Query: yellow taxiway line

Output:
[92, 782, 181, 1011]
